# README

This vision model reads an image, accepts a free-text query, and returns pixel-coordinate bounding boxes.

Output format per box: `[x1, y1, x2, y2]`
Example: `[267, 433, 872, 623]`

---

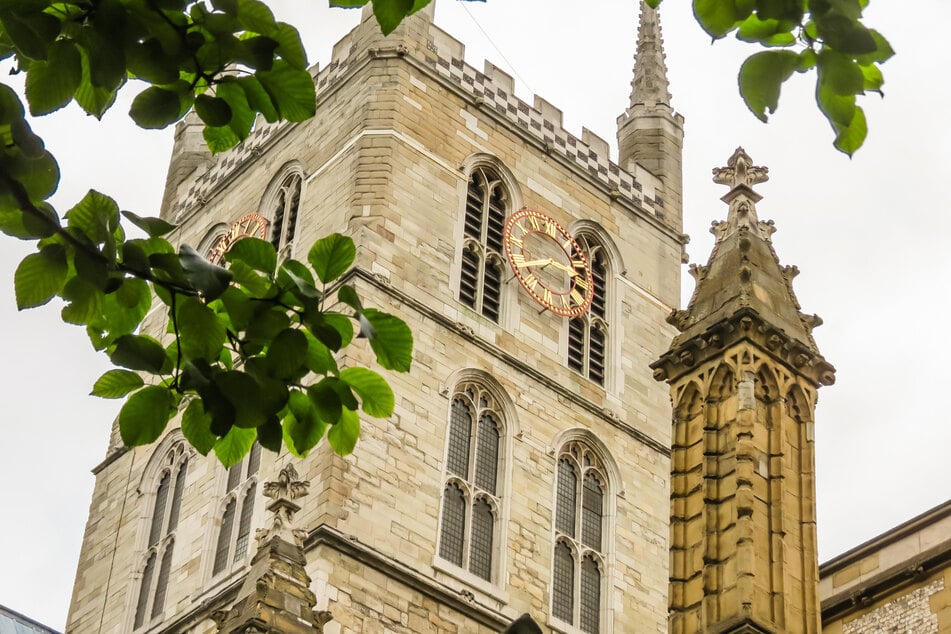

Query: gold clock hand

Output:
[518, 259, 555, 268]
[547, 259, 575, 274]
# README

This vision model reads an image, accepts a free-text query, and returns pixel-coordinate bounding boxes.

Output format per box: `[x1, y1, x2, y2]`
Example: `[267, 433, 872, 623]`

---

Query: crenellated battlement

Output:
[168, 13, 662, 223]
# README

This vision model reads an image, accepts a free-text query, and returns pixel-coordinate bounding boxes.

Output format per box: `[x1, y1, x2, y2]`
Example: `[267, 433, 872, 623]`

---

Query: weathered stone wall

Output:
[67, 8, 681, 634]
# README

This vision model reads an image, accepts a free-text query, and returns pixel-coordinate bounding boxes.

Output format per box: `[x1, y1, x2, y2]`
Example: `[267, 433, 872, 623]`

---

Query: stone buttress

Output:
[652, 149, 835, 634]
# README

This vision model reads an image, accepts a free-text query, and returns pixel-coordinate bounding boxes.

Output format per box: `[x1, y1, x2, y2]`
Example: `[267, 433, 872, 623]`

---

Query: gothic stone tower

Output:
[652, 149, 835, 634]
[67, 4, 684, 633]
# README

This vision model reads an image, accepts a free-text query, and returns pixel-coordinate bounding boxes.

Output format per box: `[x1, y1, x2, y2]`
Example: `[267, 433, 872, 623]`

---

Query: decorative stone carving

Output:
[712, 147, 769, 191]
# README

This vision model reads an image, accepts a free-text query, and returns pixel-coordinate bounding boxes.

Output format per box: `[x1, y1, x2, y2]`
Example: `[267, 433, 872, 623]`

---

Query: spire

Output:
[629, 0, 672, 110]
[656, 148, 834, 388]
[213, 465, 332, 633]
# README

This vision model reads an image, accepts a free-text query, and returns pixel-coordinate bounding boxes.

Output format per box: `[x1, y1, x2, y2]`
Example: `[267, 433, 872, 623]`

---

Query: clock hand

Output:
[547, 259, 575, 274]
[517, 259, 555, 268]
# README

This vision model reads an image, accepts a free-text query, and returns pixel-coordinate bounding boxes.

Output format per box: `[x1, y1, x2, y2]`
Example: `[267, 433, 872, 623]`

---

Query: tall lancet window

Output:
[135, 442, 189, 629]
[438, 382, 504, 582]
[568, 235, 609, 385]
[266, 169, 303, 255]
[212, 442, 261, 576]
[459, 166, 508, 322]
[552, 441, 608, 633]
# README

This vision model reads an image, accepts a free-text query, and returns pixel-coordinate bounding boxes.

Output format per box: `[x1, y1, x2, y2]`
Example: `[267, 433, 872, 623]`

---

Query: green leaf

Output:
[60, 277, 104, 326]
[182, 399, 217, 455]
[303, 330, 336, 375]
[372, 0, 414, 35]
[119, 385, 174, 446]
[176, 295, 227, 362]
[738, 50, 799, 121]
[0, 10, 59, 61]
[236, 0, 278, 33]
[360, 308, 413, 372]
[25, 39, 81, 115]
[121, 210, 176, 238]
[327, 407, 360, 455]
[833, 104, 867, 156]
[74, 48, 117, 117]
[256, 59, 316, 122]
[180, 245, 233, 300]
[214, 370, 264, 428]
[65, 189, 119, 244]
[129, 86, 184, 129]
[266, 328, 308, 380]
[126, 38, 179, 84]
[272, 22, 307, 69]
[692, 0, 742, 38]
[14, 243, 66, 308]
[854, 29, 894, 66]
[195, 94, 232, 128]
[308, 233, 355, 284]
[224, 236, 276, 275]
[238, 76, 279, 122]
[340, 367, 394, 417]
[308, 378, 342, 424]
[203, 125, 241, 155]
[817, 49, 864, 96]
[214, 425, 256, 467]
[860, 63, 883, 92]
[278, 259, 319, 301]
[91, 369, 144, 398]
[283, 389, 327, 457]
[110, 334, 167, 373]
[337, 284, 362, 311]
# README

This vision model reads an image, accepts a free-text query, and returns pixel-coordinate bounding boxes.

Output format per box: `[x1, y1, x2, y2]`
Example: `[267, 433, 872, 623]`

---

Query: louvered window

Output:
[438, 382, 504, 582]
[135, 444, 188, 629]
[212, 443, 261, 577]
[567, 236, 609, 386]
[551, 442, 608, 632]
[268, 172, 303, 253]
[459, 167, 509, 322]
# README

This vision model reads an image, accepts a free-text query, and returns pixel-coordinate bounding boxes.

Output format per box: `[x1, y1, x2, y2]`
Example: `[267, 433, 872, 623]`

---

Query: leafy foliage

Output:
[647, 0, 893, 155]
[0, 0, 891, 465]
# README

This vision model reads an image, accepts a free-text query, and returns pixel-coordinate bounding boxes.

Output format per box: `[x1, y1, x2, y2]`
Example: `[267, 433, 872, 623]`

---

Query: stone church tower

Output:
[64, 3, 830, 634]
[651, 148, 835, 633]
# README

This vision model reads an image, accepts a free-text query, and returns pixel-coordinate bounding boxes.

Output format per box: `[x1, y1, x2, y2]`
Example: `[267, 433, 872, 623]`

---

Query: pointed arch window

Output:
[266, 170, 303, 255]
[438, 382, 504, 582]
[134, 443, 189, 629]
[551, 441, 608, 633]
[459, 166, 509, 322]
[213, 442, 262, 576]
[568, 235, 609, 385]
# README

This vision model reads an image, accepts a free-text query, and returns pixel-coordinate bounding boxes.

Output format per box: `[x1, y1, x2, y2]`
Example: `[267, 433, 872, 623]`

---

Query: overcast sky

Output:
[1, 1, 948, 628]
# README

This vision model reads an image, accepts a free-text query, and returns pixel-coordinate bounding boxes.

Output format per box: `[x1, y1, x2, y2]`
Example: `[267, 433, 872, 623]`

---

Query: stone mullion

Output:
[797, 394, 821, 633]
[734, 367, 757, 624]
[767, 397, 787, 629]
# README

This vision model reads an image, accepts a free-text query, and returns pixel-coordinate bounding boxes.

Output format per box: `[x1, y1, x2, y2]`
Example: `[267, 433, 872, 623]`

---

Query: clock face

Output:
[208, 213, 269, 264]
[503, 208, 594, 317]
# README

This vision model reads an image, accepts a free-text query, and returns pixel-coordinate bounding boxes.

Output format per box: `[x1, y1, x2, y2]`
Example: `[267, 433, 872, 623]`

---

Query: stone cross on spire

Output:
[213, 464, 331, 634]
[712, 146, 769, 193]
[710, 147, 772, 239]
[629, 0, 672, 109]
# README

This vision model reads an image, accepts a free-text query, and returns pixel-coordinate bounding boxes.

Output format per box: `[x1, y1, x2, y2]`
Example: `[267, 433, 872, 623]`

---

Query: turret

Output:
[617, 0, 684, 228]
[652, 149, 834, 633]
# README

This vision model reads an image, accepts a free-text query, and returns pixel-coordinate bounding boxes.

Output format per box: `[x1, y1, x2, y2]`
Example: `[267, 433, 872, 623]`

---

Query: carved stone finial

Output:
[712, 147, 769, 192]
[263, 464, 309, 502]
[629, 0, 672, 109]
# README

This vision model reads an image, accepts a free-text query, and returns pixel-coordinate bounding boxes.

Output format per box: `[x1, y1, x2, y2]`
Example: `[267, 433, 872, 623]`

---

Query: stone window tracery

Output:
[459, 166, 508, 322]
[438, 382, 504, 582]
[567, 235, 609, 385]
[212, 442, 261, 576]
[266, 171, 303, 255]
[134, 442, 189, 629]
[551, 441, 608, 633]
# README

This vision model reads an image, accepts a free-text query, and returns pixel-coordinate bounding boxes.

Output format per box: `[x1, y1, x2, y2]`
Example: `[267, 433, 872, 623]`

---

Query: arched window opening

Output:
[438, 382, 505, 581]
[567, 236, 609, 385]
[212, 442, 261, 577]
[459, 166, 509, 322]
[267, 171, 303, 254]
[134, 443, 189, 628]
[551, 441, 608, 632]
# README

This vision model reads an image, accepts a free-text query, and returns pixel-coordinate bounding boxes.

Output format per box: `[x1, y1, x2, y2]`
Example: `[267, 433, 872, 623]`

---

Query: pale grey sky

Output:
[1, 1, 948, 628]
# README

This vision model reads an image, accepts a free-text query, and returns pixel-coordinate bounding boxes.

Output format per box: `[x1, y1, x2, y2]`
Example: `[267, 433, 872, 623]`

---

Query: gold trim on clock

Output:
[208, 212, 269, 264]
[503, 208, 594, 317]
